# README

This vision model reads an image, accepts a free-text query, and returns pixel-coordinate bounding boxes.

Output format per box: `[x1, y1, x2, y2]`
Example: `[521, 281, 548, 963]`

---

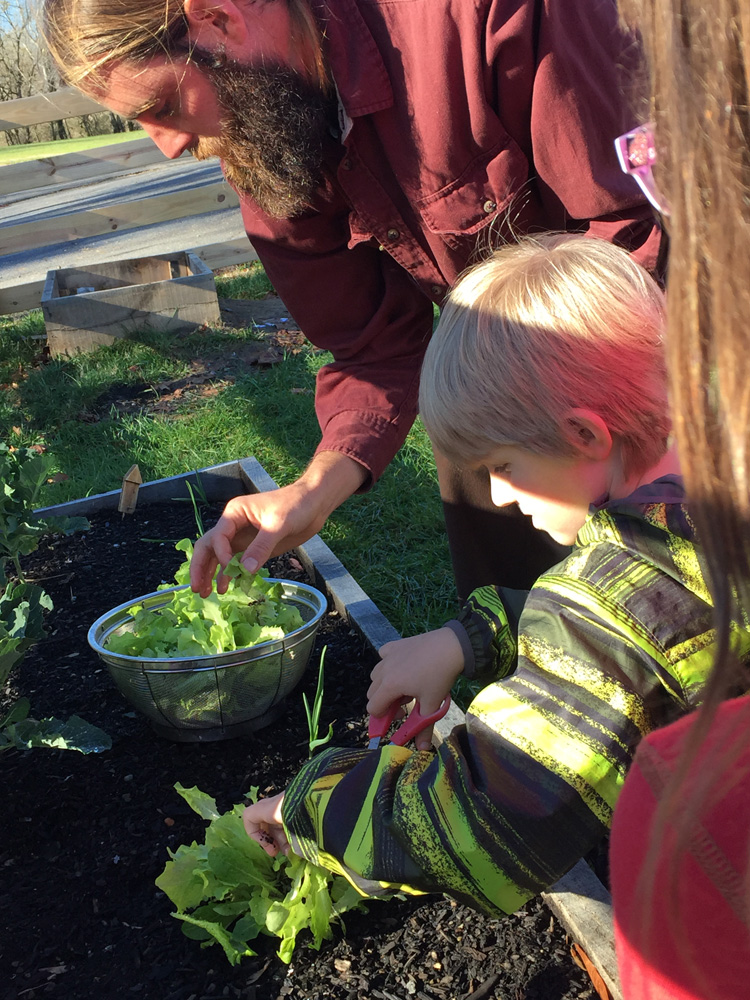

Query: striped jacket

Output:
[283, 478, 750, 915]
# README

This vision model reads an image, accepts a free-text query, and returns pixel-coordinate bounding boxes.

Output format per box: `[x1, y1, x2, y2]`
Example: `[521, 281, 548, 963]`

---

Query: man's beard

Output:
[190, 57, 335, 219]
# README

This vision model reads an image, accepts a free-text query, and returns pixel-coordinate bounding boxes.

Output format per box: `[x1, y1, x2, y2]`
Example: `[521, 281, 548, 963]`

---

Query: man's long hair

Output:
[41, 0, 327, 92]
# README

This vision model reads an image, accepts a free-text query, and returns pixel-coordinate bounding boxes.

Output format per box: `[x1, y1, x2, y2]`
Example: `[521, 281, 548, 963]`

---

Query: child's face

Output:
[480, 445, 608, 545]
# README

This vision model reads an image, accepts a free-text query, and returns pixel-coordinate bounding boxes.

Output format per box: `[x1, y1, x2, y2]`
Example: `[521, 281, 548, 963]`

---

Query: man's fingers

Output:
[240, 528, 282, 577]
[190, 520, 237, 595]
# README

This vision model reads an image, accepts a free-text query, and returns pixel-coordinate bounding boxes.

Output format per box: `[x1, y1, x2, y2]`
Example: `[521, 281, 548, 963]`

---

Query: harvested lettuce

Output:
[106, 539, 304, 658]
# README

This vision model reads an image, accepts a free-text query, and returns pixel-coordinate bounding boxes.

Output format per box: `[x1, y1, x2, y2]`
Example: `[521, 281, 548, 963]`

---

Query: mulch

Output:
[3, 499, 595, 1000]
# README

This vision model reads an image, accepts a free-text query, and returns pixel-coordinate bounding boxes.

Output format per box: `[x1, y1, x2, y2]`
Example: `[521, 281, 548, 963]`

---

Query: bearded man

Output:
[42, 0, 664, 600]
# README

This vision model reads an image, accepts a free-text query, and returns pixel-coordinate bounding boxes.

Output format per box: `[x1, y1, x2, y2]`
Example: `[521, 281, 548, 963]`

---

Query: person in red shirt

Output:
[608, 1, 750, 996]
[42, 0, 664, 600]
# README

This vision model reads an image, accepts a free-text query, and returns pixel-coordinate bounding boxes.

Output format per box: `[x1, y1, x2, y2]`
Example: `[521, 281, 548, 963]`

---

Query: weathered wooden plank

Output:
[543, 863, 622, 1000]
[0, 180, 238, 255]
[0, 87, 106, 130]
[0, 137, 171, 198]
[3, 155, 220, 223]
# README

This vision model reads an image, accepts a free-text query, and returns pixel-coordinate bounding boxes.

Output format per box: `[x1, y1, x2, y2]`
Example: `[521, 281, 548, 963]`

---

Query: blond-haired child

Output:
[244, 234, 733, 917]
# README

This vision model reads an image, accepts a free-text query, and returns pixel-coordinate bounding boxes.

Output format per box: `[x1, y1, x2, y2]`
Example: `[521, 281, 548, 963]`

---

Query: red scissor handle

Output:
[368, 695, 451, 747]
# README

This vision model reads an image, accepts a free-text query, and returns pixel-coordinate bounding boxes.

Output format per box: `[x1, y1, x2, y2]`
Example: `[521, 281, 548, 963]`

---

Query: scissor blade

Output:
[367, 736, 381, 750]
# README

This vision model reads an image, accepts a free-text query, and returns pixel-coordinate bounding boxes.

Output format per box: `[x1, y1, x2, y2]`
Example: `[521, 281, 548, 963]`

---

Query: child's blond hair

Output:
[419, 233, 669, 477]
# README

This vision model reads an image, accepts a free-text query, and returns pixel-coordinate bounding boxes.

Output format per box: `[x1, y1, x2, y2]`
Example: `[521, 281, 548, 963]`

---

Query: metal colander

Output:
[87, 580, 327, 742]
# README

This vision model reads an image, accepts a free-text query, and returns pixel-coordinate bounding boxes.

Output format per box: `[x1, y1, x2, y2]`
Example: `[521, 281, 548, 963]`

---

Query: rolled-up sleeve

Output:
[239, 195, 435, 487]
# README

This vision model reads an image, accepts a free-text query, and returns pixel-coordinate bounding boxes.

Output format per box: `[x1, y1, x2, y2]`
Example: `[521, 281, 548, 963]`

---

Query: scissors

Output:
[367, 695, 451, 750]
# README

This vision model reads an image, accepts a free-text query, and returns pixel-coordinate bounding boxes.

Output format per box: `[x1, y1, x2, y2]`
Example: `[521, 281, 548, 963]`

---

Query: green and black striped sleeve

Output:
[282, 499, 733, 916]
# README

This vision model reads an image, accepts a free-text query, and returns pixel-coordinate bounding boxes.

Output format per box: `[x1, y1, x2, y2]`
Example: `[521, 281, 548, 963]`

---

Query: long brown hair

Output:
[41, 0, 328, 92]
[618, 0, 750, 985]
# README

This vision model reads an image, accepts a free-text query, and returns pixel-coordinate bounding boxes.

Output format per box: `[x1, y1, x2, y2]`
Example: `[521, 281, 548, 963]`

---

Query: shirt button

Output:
[341, 158, 353, 170]
[386, 228, 400, 241]
[431, 285, 443, 298]
[483, 199, 497, 214]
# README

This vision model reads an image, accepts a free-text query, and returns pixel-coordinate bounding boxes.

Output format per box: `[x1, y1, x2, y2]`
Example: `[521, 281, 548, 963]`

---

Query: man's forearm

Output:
[298, 450, 369, 520]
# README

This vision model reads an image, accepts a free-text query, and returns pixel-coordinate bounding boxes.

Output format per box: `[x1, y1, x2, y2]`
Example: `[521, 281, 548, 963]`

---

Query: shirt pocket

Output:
[416, 138, 529, 251]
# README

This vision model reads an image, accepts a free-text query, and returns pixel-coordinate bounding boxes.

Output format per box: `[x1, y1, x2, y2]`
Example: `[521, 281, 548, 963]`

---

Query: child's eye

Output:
[492, 464, 511, 477]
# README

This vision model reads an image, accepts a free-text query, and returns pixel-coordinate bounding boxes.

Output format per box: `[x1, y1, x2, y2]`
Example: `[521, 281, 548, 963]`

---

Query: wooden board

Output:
[0, 87, 106, 130]
[542, 864, 622, 1000]
[41, 251, 220, 356]
[0, 137, 172, 198]
[1, 180, 238, 255]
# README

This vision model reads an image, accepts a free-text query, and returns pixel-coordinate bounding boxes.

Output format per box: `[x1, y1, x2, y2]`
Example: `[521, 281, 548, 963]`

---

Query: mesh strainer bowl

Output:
[87, 580, 327, 742]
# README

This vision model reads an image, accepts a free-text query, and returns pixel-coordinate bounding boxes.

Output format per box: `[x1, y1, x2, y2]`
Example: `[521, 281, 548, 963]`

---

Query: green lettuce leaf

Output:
[155, 782, 372, 965]
[105, 541, 304, 660]
[1, 714, 112, 753]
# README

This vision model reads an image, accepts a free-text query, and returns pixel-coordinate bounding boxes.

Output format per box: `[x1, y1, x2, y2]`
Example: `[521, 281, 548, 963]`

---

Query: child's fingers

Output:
[249, 826, 290, 856]
[414, 723, 435, 752]
[249, 829, 280, 856]
[367, 683, 409, 717]
[243, 793, 287, 855]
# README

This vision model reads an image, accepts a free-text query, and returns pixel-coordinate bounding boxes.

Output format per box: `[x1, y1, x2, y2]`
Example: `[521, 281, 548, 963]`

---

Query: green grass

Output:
[0, 275, 456, 637]
[0, 131, 144, 166]
[215, 261, 275, 300]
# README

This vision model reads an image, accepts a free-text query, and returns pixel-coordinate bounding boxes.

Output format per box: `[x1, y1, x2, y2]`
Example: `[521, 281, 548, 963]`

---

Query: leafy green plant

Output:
[0, 442, 110, 753]
[303, 645, 334, 757]
[0, 443, 89, 580]
[0, 580, 110, 753]
[105, 538, 304, 658]
[155, 782, 370, 965]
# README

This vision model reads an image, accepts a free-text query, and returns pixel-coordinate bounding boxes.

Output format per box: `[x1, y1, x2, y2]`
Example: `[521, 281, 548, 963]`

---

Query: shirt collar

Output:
[592, 474, 686, 512]
[312, 0, 394, 117]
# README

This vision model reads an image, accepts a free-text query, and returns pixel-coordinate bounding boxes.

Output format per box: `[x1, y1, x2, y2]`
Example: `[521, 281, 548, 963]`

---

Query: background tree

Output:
[0, 0, 140, 145]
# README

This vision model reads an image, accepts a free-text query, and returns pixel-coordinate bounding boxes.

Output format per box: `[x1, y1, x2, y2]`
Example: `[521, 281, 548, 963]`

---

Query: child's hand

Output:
[367, 628, 465, 750]
[243, 792, 289, 857]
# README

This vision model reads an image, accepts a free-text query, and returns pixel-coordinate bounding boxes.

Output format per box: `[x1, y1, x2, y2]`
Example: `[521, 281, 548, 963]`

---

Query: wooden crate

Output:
[41, 251, 220, 357]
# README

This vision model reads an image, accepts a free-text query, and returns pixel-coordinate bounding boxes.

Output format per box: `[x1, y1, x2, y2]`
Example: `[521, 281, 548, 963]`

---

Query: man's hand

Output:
[243, 791, 288, 856]
[367, 628, 465, 750]
[190, 452, 367, 596]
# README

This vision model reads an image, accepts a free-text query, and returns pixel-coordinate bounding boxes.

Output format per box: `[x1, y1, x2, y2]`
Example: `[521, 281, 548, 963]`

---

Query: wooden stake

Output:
[118, 464, 142, 515]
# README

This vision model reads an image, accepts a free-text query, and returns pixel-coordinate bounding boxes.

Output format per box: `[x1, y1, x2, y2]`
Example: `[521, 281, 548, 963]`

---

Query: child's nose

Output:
[489, 474, 515, 507]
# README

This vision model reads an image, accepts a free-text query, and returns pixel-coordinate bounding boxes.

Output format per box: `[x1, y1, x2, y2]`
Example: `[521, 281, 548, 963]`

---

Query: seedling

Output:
[303, 645, 334, 757]
[185, 481, 205, 537]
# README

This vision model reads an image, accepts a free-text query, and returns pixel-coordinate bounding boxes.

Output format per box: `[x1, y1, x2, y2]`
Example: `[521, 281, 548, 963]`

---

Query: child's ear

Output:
[560, 408, 613, 461]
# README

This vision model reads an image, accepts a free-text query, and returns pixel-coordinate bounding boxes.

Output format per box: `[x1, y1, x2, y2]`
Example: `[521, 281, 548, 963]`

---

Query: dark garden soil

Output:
[3, 500, 595, 1000]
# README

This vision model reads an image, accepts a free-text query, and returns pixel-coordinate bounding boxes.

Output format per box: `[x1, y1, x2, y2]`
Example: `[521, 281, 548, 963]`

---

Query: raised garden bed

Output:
[4, 459, 606, 1000]
[40, 252, 221, 358]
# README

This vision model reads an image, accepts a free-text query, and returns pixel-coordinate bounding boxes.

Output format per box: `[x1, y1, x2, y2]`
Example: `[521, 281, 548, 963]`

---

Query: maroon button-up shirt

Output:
[235, 0, 662, 486]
